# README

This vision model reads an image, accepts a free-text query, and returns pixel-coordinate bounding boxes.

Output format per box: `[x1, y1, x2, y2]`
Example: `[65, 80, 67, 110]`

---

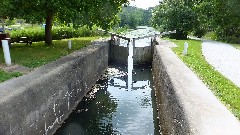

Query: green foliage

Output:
[10, 27, 44, 42]
[0, 0, 13, 18]
[192, 27, 207, 38]
[151, 0, 240, 43]
[191, 1, 212, 38]
[211, 0, 240, 43]
[0, 37, 100, 68]
[10, 0, 129, 29]
[118, 6, 153, 29]
[151, 0, 198, 39]
[5, 19, 16, 26]
[7, 0, 128, 44]
[0, 37, 99, 82]
[171, 39, 240, 119]
[204, 32, 218, 40]
[192, 0, 240, 43]
[0, 70, 22, 83]
[9, 26, 101, 42]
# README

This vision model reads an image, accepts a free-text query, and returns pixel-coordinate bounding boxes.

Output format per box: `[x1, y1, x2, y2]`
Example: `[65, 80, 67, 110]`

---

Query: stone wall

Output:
[152, 42, 240, 134]
[133, 46, 152, 65]
[0, 40, 109, 135]
[110, 44, 128, 65]
[109, 38, 153, 65]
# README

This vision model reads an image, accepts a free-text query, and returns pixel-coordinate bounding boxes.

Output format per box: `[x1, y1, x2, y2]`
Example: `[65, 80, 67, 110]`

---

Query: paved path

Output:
[202, 40, 240, 88]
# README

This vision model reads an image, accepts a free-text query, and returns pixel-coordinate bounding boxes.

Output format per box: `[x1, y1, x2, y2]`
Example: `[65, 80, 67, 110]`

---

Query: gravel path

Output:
[202, 40, 240, 88]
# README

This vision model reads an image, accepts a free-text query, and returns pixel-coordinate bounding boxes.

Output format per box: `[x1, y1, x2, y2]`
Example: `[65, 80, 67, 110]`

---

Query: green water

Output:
[54, 64, 160, 135]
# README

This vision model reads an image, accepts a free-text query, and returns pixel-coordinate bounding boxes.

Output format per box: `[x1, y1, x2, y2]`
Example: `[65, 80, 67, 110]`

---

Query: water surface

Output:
[55, 64, 160, 135]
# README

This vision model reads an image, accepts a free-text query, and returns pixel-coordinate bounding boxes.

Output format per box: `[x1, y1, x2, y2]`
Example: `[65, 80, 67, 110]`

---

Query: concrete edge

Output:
[0, 40, 109, 102]
[0, 39, 110, 135]
[152, 42, 240, 134]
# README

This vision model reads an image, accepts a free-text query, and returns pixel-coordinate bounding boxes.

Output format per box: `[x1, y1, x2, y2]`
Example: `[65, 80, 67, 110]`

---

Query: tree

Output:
[151, 0, 198, 39]
[0, 0, 14, 33]
[11, 0, 128, 45]
[215, 0, 240, 43]
[141, 8, 154, 26]
[229, 0, 240, 21]
[118, 6, 141, 28]
[118, 6, 153, 29]
[196, 0, 240, 43]
[151, 0, 240, 42]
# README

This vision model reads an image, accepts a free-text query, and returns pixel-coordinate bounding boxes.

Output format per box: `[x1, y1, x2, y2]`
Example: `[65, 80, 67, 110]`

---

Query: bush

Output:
[215, 27, 240, 44]
[10, 27, 44, 42]
[8, 25, 102, 43]
[193, 28, 207, 38]
[169, 30, 188, 40]
[204, 31, 217, 40]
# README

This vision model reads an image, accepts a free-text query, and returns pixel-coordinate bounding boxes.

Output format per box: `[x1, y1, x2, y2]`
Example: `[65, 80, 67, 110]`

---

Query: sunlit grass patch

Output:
[0, 37, 100, 68]
[170, 39, 240, 119]
[0, 36, 100, 82]
[0, 70, 22, 83]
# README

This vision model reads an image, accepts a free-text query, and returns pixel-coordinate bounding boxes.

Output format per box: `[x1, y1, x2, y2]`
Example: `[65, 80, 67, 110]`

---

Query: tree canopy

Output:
[3, 0, 128, 45]
[151, 0, 240, 42]
[151, 0, 198, 39]
[0, 0, 15, 33]
[203, 0, 240, 42]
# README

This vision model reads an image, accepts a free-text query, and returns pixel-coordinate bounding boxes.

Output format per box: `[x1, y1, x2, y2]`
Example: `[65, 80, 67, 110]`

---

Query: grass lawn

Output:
[0, 36, 101, 82]
[0, 70, 22, 83]
[170, 39, 240, 120]
[0, 37, 100, 68]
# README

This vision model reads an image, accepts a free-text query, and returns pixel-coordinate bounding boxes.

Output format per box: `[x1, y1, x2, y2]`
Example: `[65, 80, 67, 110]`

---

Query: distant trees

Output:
[151, 0, 240, 43]
[118, 6, 153, 29]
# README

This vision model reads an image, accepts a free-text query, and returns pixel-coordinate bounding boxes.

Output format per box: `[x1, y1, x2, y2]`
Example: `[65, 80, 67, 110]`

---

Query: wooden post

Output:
[132, 38, 135, 47]
[110, 34, 115, 45]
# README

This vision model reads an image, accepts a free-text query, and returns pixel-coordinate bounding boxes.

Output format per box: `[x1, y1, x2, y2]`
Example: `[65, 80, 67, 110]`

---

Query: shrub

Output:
[8, 25, 102, 43]
[204, 31, 217, 40]
[193, 28, 207, 38]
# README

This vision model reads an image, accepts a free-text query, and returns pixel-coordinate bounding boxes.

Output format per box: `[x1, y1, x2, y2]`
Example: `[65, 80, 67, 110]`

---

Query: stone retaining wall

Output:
[152, 41, 240, 134]
[110, 39, 153, 65]
[0, 40, 109, 135]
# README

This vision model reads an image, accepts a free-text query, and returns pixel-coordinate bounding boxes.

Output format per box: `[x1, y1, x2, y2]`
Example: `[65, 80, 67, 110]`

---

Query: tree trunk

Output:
[1, 18, 5, 34]
[45, 12, 54, 45]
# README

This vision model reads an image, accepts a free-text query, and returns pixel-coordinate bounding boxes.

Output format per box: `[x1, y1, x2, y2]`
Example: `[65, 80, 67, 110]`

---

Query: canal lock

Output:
[55, 28, 161, 135]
